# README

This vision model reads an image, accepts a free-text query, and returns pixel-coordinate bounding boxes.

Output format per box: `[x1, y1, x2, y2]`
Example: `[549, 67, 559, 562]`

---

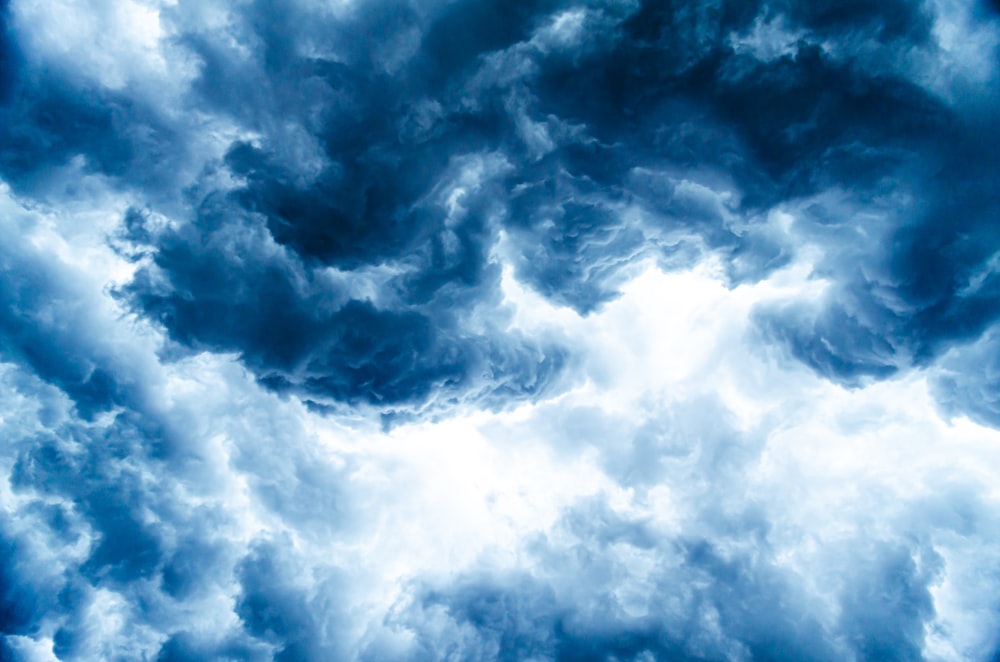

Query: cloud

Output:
[376, 496, 943, 661]
[350, 262, 1000, 661]
[0, 186, 353, 658]
[3, 0, 996, 412]
[4, 204, 1000, 660]
[932, 328, 1000, 428]
[2, 0, 1000, 660]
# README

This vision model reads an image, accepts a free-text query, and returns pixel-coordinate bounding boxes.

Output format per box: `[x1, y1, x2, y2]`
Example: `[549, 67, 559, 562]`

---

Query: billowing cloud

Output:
[2, 0, 1000, 660]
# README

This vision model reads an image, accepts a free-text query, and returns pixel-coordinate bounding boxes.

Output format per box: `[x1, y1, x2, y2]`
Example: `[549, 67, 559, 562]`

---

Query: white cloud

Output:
[11, 0, 193, 92]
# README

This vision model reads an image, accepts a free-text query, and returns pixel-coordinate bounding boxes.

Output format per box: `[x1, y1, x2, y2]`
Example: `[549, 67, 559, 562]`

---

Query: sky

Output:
[1, 0, 1000, 660]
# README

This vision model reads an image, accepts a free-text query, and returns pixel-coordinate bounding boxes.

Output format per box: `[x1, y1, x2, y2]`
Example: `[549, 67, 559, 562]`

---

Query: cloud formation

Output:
[2, 0, 1000, 660]
[4, 0, 998, 409]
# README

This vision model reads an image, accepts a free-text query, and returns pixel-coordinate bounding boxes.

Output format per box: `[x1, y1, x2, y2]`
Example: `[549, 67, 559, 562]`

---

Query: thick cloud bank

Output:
[2, 0, 1000, 660]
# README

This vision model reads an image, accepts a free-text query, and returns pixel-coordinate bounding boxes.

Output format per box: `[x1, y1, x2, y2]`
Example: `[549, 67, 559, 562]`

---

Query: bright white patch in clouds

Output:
[729, 15, 806, 62]
[532, 8, 590, 51]
[11, 0, 187, 91]
[929, 0, 1000, 89]
[334, 246, 1000, 656]
[344, 416, 610, 584]
[2, 636, 59, 662]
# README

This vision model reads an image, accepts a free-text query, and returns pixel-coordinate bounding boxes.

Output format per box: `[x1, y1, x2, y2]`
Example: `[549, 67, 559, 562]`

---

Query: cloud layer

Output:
[2, 0, 1000, 660]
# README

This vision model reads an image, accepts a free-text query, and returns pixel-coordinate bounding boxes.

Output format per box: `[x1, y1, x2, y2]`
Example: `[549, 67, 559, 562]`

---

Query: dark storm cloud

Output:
[527, 0, 998, 397]
[0, 4, 19, 106]
[2, 0, 1000, 658]
[120, 193, 567, 411]
[754, 99, 1000, 386]
[0, 66, 188, 203]
[3, 0, 996, 413]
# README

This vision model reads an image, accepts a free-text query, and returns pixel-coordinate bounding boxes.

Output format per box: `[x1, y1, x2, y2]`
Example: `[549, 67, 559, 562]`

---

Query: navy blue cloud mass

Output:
[2, 0, 1000, 660]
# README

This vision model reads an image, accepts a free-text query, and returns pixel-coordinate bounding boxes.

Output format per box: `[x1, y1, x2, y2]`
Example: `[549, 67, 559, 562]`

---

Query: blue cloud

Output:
[377, 494, 954, 661]
[2, 0, 1000, 660]
[933, 329, 1000, 427]
[3, 0, 993, 412]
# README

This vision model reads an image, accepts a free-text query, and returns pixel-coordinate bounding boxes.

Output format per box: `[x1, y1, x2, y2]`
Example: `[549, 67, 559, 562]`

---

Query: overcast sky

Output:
[2, 1, 1000, 660]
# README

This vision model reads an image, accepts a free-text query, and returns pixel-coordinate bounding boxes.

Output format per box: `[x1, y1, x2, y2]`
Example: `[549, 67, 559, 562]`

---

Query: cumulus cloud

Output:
[2, 0, 1000, 660]
[6, 0, 998, 406]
